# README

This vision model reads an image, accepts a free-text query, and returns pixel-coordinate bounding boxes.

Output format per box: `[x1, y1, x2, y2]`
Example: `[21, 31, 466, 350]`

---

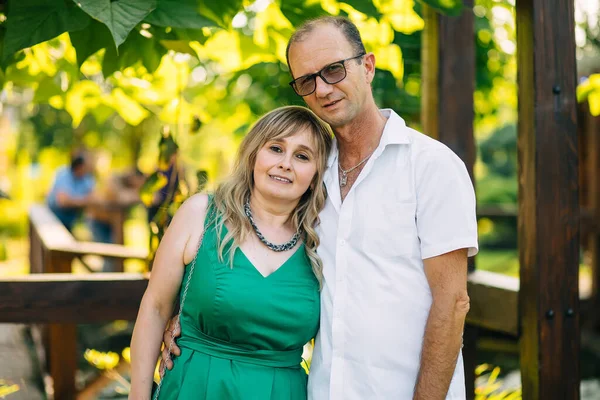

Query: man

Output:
[47, 151, 96, 232]
[161, 16, 478, 399]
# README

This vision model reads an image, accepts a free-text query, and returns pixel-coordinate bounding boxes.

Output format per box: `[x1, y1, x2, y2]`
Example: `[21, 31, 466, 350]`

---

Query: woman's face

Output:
[253, 127, 319, 204]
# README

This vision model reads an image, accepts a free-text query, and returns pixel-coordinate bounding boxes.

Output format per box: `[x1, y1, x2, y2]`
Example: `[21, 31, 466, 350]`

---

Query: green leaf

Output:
[159, 40, 197, 56]
[145, 0, 217, 29]
[69, 19, 114, 68]
[340, 0, 380, 17]
[33, 76, 63, 103]
[198, 0, 243, 29]
[117, 30, 167, 73]
[418, 0, 464, 17]
[3, 0, 90, 62]
[102, 47, 119, 78]
[76, 0, 157, 47]
[280, 0, 328, 27]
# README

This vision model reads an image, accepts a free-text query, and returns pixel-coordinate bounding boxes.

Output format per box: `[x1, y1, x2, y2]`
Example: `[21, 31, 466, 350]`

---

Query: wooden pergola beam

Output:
[421, 3, 476, 398]
[516, 0, 580, 398]
[421, 0, 475, 179]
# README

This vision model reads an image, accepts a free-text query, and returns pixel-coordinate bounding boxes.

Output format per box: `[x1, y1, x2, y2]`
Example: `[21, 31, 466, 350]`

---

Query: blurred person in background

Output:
[47, 150, 96, 232]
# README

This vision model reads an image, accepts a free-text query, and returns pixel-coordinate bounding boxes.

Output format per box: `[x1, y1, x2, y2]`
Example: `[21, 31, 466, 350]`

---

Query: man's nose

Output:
[314, 75, 333, 97]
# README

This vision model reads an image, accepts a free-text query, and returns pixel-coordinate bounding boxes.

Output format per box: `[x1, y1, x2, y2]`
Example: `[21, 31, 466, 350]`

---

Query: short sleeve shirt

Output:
[47, 166, 95, 230]
[307, 109, 478, 400]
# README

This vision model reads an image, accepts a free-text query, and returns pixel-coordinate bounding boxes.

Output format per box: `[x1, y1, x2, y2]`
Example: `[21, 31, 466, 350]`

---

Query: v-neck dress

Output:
[157, 207, 320, 400]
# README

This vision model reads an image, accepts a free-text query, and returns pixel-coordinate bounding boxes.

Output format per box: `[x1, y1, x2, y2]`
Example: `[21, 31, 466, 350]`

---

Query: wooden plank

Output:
[29, 205, 76, 249]
[54, 241, 148, 261]
[29, 221, 44, 274]
[29, 204, 147, 261]
[0, 274, 149, 323]
[466, 271, 519, 336]
[516, 0, 580, 398]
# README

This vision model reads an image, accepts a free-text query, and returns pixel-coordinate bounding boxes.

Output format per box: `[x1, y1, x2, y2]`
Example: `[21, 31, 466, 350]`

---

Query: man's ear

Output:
[363, 52, 376, 84]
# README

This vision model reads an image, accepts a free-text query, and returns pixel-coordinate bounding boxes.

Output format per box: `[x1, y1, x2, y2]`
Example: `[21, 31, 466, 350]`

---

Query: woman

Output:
[129, 106, 332, 400]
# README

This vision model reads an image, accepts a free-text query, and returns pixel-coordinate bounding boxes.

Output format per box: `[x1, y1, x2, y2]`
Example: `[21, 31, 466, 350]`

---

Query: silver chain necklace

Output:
[244, 198, 302, 252]
[338, 153, 373, 187]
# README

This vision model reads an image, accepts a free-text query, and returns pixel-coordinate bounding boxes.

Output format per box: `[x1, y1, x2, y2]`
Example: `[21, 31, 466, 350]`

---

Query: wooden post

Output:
[421, 1, 476, 179]
[583, 104, 600, 317]
[516, 0, 580, 398]
[421, 2, 477, 398]
[110, 208, 126, 272]
[46, 253, 78, 400]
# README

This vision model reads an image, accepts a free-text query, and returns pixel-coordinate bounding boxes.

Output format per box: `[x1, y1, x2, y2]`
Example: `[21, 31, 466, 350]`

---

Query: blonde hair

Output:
[210, 106, 332, 284]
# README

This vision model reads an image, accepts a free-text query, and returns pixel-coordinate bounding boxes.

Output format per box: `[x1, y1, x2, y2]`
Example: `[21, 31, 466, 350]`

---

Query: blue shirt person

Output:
[47, 153, 96, 232]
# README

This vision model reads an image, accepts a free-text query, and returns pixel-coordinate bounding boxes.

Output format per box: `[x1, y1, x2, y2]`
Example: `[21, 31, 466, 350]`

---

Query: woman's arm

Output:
[129, 194, 209, 400]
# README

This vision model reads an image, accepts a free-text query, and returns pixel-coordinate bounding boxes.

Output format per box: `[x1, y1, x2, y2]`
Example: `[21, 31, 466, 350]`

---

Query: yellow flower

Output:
[84, 349, 120, 370]
[122, 347, 131, 364]
[0, 380, 20, 397]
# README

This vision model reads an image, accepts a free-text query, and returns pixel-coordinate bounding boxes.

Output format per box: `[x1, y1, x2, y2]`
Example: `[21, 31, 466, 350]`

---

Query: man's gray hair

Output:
[285, 16, 367, 75]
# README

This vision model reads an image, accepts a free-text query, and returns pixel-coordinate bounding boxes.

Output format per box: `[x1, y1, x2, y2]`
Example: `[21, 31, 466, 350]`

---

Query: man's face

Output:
[288, 24, 374, 129]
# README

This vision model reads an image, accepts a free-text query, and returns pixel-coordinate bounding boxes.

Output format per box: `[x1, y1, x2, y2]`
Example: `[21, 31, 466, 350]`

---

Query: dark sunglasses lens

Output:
[322, 63, 346, 84]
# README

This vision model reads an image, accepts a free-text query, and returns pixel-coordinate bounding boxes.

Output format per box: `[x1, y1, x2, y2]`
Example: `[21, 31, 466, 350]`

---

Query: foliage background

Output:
[1, 0, 600, 397]
[0, 0, 597, 283]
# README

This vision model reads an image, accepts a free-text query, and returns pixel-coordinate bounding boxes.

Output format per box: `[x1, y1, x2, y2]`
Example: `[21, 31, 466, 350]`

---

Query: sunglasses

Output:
[289, 53, 366, 97]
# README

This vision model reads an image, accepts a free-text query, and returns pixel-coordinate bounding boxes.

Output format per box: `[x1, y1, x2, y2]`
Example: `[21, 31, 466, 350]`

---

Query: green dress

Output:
[157, 208, 320, 400]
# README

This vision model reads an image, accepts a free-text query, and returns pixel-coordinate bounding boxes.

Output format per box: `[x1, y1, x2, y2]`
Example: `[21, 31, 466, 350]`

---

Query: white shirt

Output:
[307, 109, 479, 400]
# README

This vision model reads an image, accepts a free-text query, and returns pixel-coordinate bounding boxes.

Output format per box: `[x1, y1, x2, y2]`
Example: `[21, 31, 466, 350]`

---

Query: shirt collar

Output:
[326, 109, 410, 168]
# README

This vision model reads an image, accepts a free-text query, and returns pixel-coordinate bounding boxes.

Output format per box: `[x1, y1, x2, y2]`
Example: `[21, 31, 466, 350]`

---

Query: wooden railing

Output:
[0, 204, 524, 399]
[0, 205, 149, 399]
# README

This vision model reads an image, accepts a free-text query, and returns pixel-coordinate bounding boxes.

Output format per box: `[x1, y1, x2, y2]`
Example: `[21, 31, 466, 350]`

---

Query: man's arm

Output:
[413, 248, 470, 400]
[55, 191, 93, 208]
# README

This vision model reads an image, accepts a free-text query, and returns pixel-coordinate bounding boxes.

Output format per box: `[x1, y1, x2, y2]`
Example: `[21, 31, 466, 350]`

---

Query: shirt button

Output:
[340, 239, 346, 245]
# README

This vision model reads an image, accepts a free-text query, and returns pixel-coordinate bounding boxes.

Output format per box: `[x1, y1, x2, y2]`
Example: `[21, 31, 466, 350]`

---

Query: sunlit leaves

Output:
[253, 3, 294, 61]
[377, 0, 424, 34]
[2, 0, 90, 62]
[75, 0, 157, 47]
[109, 88, 150, 125]
[193, 30, 278, 72]
[577, 74, 600, 116]
[373, 43, 404, 81]
[280, 0, 328, 27]
[33, 76, 63, 103]
[198, 0, 244, 29]
[342, 0, 381, 17]
[146, 0, 217, 29]
[418, 0, 463, 17]
[65, 80, 102, 127]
